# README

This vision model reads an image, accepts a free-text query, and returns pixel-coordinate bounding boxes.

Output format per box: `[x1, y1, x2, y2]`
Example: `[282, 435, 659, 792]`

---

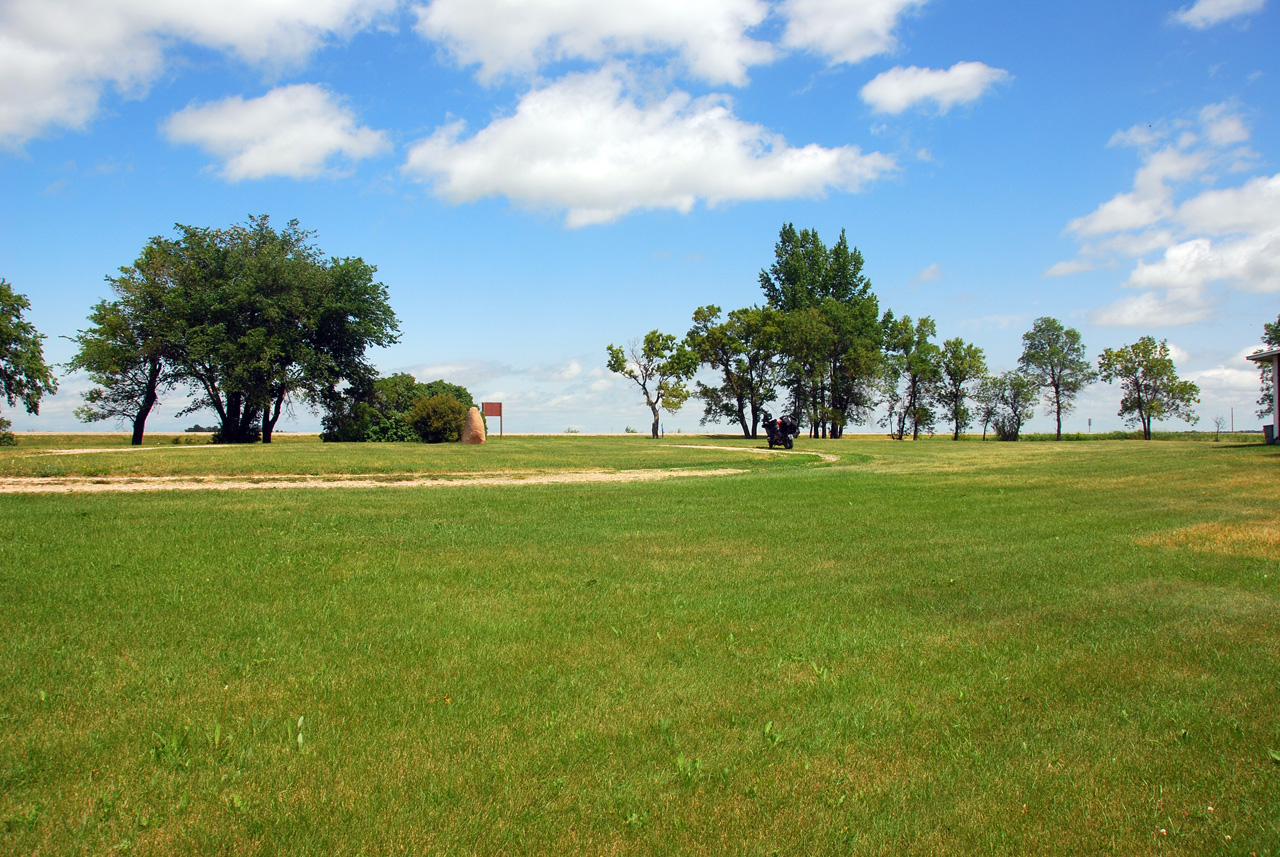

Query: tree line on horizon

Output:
[0, 219, 1274, 446]
[609, 223, 1207, 442]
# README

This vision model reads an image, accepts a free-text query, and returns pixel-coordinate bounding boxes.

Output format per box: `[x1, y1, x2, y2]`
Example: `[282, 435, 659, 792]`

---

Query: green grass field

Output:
[1, 434, 1277, 855]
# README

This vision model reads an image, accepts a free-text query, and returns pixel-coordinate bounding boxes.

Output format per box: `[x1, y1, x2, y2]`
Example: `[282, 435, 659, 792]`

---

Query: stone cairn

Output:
[461, 406, 486, 444]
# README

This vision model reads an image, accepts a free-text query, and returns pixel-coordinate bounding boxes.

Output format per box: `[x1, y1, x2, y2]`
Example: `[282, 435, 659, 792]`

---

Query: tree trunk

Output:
[130, 357, 162, 445]
[262, 390, 286, 443]
[131, 390, 156, 445]
[650, 405, 660, 439]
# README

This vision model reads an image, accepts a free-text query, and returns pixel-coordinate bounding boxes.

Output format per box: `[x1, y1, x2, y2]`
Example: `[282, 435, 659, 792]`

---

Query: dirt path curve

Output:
[672, 444, 840, 463]
[0, 468, 748, 495]
[0, 442, 834, 494]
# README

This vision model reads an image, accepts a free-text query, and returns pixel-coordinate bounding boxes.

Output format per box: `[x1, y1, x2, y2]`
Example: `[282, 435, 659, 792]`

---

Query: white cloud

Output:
[1177, 173, 1280, 235]
[1089, 290, 1214, 327]
[414, 0, 774, 86]
[1171, 0, 1267, 29]
[859, 61, 1010, 114]
[1044, 258, 1099, 278]
[163, 84, 389, 180]
[403, 67, 895, 227]
[1055, 103, 1280, 326]
[0, 0, 395, 148]
[780, 0, 926, 65]
[912, 263, 942, 283]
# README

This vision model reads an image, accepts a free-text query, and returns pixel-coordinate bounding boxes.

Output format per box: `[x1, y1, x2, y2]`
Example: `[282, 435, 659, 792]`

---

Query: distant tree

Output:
[409, 393, 467, 443]
[1018, 317, 1097, 440]
[607, 331, 697, 439]
[1097, 337, 1199, 440]
[0, 278, 58, 443]
[1254, 313, 1280, 419]
[759, 224, 882, 438]
[991, 371, 1036, 441]
[686, 304, 781, 437]
[881, 313, 941, 440]
[66, 243, 176, 445]
[974, 374, 1002, 440]
[938, 337, 987, 440]
[1211, 414, 1227, 440]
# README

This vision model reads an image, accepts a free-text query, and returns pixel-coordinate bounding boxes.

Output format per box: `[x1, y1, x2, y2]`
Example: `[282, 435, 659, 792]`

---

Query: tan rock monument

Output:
[461, 406, 486, 444]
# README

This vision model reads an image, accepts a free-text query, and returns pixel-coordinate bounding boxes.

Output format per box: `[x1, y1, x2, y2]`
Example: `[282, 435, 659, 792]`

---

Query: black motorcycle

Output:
[762, 412, 799, 449]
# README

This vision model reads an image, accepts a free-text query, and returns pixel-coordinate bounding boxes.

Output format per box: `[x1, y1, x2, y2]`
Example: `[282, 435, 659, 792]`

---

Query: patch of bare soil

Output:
[0, 468, 748, 494]
[674, 444, 841, 463]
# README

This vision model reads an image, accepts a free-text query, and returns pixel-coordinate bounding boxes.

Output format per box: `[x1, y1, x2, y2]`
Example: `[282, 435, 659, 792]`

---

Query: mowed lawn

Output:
[1, 435, 1277, 855]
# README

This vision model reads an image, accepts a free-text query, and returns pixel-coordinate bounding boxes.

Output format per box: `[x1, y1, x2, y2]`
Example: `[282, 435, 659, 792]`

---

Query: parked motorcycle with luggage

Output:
[761, 412, 799, 449]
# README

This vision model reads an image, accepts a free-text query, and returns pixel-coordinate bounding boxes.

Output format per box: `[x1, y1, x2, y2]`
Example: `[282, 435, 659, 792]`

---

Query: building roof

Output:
[1246, 347, 1280, 362]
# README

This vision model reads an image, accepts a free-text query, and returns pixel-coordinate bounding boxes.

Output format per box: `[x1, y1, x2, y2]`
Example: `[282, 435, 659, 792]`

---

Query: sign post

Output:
[481, 402, 503, 437]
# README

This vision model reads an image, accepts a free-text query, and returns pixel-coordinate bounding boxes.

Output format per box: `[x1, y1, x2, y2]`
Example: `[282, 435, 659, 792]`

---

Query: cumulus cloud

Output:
[780, 0, 927, 65]
[415, 0, 937, 84]
[912, 263, 942, 284]
[859, 61, 1010, 114]
[1048, 103, 1280, 327]
[414, 0, 774, 86]
[403, 67, 896, 227]
[1171, 0, 1267, 28]
[163, 85, 389, 180]
[0, 0, 395, 148]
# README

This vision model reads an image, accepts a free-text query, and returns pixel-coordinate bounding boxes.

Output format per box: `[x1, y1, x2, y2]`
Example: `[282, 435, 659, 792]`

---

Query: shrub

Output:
[0, 417, 15, 446]
[409, 394, 467, 443]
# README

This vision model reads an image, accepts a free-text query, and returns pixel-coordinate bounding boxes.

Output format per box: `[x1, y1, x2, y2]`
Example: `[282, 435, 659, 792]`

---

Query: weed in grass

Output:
[673, 754, 702, 786]
[150, 727, 191, 770]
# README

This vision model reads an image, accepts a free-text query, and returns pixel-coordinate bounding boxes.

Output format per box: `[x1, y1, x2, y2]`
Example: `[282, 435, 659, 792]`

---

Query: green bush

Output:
[409, 394, 467, 443]
[0, 417, 15, 446]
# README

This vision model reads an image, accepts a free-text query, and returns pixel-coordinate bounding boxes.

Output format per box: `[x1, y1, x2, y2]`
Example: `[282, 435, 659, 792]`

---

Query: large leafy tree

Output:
[607, 331, 697, 439]
[1255, 313, 1280, 420]
[687, 304, 781, 438]
[759, 224, 882, 437]
[991, 370, 1037, 441]
[1019, 317, 1096, 440]
[74, 217, 399, 443]
[938, 337, 987, 440]
[1097, 337, 1199, 440]
[67, 243, 177, 444]
[881, 313, 941, 440]
[0, 278, 58, 440]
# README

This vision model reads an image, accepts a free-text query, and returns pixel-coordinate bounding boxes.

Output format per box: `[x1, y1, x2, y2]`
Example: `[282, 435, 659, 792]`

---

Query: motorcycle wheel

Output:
[784, 437, 793, 450]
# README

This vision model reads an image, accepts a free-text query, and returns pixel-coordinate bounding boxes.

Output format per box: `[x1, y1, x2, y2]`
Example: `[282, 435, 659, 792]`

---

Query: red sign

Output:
[481, 402, 502, 417]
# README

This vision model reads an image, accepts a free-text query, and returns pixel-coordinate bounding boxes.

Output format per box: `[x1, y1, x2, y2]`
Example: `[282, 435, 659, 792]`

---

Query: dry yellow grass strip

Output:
[0, 468, 747, 494]
[1140, 518, 1280, 560]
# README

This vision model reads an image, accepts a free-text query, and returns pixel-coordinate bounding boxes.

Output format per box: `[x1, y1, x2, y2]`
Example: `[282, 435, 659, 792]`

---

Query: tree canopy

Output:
[69, 216, 399, 443]
[939, 337, 987, 440]
[0, 278, 58, 442]
[1255, 312, 1280, 420]
[759, 224, 882, 438]
[1019, 317, 1096, 441]
[1098, 337, 1199, 440]
[607, 331, 697, 439]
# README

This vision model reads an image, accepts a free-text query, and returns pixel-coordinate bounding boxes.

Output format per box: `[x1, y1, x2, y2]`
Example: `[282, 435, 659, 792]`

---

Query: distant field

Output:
[1, 434, 1276, 855]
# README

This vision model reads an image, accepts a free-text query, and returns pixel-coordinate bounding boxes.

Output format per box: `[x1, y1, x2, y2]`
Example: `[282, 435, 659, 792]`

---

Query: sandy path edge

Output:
[0, 468, 748, 494]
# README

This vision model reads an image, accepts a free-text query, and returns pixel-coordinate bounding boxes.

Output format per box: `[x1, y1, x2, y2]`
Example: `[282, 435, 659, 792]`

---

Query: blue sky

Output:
[2, 0, 1277, 435]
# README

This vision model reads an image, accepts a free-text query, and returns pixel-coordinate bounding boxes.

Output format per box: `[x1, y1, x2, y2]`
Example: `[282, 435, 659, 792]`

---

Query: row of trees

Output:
[609, 224, 1203, 441]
